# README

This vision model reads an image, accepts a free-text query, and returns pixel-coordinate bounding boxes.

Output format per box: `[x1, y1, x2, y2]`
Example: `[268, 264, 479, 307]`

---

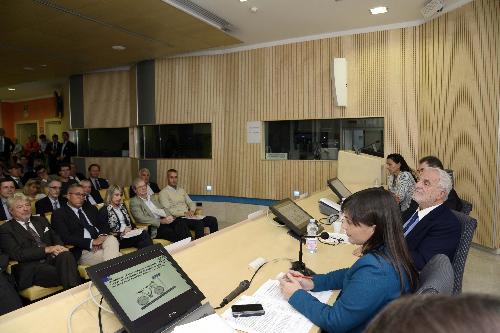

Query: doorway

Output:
[44, 119, 62, 139]
[15, 121, 38, 145]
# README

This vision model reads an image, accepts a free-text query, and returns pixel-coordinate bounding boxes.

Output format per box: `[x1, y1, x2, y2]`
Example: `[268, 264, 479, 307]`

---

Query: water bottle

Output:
[306, 219, 319, 254]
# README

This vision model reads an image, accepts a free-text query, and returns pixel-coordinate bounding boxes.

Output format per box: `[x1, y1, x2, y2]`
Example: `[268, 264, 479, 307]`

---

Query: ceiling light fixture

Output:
[112, 45, 126, 51]
[250, 6, 258, 13]
[161, 0, 233, 32]
[239, 0, 247, 2]
[370, 6, 388, 15]
[8, 88, 15, 91]
[40, 64, 47, 67]
[23, 66, 34, 71]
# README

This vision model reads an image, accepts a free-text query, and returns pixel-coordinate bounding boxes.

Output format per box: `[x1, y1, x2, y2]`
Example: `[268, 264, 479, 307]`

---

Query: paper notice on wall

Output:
[247, 121, 261, 144]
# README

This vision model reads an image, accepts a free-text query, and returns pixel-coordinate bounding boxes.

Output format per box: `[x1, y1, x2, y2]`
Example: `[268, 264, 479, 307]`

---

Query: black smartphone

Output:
[231, 303, 265, 317]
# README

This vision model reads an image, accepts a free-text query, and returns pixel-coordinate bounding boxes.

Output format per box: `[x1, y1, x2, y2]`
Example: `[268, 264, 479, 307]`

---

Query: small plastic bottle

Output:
[306, 219, 319, 254]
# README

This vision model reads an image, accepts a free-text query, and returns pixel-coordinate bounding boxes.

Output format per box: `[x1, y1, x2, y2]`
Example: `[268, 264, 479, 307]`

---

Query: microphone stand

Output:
[291, 235, 316, 276]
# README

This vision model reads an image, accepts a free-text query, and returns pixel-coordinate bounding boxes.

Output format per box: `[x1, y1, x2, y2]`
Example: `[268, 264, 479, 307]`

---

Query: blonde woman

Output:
[23, 179, 46, 202]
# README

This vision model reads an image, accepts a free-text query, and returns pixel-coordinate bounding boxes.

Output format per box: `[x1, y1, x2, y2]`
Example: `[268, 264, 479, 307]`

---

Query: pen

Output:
[290, 273, 313, 280]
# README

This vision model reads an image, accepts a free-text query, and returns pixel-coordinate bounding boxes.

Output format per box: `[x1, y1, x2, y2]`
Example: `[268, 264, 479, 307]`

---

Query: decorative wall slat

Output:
[83, 70, 131, 128]
[418, 0, 500, 248]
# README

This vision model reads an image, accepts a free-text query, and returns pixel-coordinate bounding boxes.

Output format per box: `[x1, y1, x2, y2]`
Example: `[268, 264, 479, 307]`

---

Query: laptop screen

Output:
[87, 245, 205, 333]
[327, 178, 352, 201]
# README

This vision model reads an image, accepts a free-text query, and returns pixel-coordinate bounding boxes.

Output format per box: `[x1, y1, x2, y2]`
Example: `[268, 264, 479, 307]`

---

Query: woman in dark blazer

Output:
[98, 185, 152, 249]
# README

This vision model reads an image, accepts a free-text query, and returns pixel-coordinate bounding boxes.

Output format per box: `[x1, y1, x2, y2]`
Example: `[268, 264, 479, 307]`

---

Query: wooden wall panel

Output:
[83, 70, 131, 128]
[418, 0, 500, 248]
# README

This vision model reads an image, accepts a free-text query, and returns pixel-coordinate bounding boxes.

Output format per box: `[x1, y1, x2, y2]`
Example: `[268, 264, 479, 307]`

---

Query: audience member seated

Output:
[35, 179, 66, 216]
[159, 169, 218, 239]
[129, 168, 160, 198]
[6, 163, 24, 189]
[279, 188, 418, 333]
[22, 179, 46, 203]
[364, 294, 500, 333]
[87, 163, 109, 192]
[0, 179, 16, 221]
[0, 194, 80, 291]
[0, 247, 22, 315]
[80, 179, 104, 205]
[403, 167, 461, 270]
[70, 163, 85, 183]
[130, 178, 190, 242]
[51, 184, 121, 266]
[34, 165, 55, 192]
[58, 163, 78, 196]
[98, 185, 153, 249]
[386, 153, 416, 214]
[417, 156, 463, 212]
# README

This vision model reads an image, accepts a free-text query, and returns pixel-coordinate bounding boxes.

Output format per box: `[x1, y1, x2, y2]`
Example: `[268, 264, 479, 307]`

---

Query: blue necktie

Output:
[403, 211, 419, 236]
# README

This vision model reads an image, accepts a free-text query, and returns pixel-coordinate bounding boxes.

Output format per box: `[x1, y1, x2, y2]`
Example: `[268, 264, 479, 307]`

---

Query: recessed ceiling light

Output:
[239, 0, 247, 2]
[23, 66, 34, 71]
[8, 88, 15, 91]
[370, 6, 388, 15]
[111, 45, 126, 51]
[250, 6, 258, 12]
[40, 64, 47, 67]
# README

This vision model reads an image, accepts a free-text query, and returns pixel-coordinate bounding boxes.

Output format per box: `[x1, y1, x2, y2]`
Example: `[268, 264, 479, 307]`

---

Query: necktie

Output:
[78, 208, 99, 238]
[94, 179, 100, 190]
[3, 201, 12, 220]
[52, 200, 59, 210]
[403, 211, 420, 236]
[24, 221, 45, 247]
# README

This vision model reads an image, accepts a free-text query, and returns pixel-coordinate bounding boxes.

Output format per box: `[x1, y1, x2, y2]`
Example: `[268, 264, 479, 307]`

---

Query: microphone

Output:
[220, 280, 250, 307]
[291, 232, 330, 276]
[303, 232, 330, 240]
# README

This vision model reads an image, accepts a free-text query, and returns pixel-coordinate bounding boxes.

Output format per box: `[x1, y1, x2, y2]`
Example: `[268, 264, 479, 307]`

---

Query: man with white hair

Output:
[404, 167, 461, 270]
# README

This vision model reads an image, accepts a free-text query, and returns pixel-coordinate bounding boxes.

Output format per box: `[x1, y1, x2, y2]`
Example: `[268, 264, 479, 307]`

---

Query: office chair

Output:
[460, 199, 473, 216]
[416, 254, 454, 295]
[451, 210, 477, 295]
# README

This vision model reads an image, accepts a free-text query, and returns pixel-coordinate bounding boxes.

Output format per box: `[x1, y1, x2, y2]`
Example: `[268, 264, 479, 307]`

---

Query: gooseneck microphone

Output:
[219, 280, 250, 307]
[291, 232, 330, 276]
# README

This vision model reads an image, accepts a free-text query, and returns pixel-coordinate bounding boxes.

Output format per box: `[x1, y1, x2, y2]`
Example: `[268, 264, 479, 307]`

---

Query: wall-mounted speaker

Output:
[331, 58, 347, 107]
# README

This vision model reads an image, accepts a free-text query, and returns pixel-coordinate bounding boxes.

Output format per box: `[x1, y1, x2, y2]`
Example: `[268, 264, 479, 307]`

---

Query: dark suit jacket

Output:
[4, 175, 22, 189]
[88, 177, 108, 203]
[405, 204, 461, 270]
[60, 141, 76, 163]
[0, 202, 10, 221]
[51, 204, 110, 261]
[402, 188, 464, 222]
[0, 216, 63, 289]
[0, 136, 15, 161]
[35, 196, 67, 216]
[129, 182, 161, 198]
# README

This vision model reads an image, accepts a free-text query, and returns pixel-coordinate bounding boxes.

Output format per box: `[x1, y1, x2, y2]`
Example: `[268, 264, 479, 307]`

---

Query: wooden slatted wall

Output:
[418, 0, 500, 248]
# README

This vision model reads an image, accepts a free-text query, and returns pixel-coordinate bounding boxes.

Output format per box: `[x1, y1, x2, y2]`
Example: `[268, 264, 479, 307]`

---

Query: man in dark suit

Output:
[0, 248, 22, 315]
[35, 179, 66, 216]
[87, 163, 109, 195]
[47, 134, 62, 174]
[0, 128, 15, 164]
[80, 179, 103, 205]
[0, 178, 16, 221]
[129, 168, 161, 198]
[0, 194, 80, 290]
[404, 167, 461, 270]
[5, 163, 23, 189]
[57, 132, 76, 164]
[70, 163, 85, 183]
[58, 163, 78, 196]
[51, 184, 121, 266]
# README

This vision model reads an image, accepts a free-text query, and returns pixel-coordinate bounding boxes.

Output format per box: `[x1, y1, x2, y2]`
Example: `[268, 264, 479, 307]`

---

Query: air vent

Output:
[162, 0, 232, 32]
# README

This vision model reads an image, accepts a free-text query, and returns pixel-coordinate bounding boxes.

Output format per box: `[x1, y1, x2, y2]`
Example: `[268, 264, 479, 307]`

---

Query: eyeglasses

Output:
[68, 192, 86, 197]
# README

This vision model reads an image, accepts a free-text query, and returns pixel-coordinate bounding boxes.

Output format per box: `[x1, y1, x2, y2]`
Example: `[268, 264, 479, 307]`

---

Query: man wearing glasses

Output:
[52, 184, 121, 266]
[35, 179, 66, 216]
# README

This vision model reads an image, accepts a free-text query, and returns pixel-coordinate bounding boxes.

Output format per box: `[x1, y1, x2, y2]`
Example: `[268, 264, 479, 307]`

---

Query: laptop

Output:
[269, 198, 323, 237]
[87, 244, 214, 333]
[326, 178, 352, 203]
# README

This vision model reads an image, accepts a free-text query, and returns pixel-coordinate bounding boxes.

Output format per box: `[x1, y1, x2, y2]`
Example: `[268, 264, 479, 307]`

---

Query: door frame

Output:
[14, 120, 39, 142]
[43, 117, 63, 136]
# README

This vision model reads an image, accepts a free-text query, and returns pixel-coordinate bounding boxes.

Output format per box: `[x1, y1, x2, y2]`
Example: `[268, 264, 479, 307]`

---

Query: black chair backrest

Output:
[451, 210, 477, 295]
[460, 199, 473, 216]
[416, 254, 454, 295]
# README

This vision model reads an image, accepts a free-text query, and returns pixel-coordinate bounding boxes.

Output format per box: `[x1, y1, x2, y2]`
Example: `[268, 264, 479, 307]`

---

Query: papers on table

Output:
[181, 215, 206, 220]
[121, 228, 144, 239]
[173, 314, 235, 333]
[222, 279, 332, 333]
[164, 237, 192, 254]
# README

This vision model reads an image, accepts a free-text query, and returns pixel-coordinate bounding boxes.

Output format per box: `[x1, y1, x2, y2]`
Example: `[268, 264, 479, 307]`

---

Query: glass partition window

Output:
[265, 117, 383, 160]
[138, 123, 211, 159]
[76, 128, 129, 157]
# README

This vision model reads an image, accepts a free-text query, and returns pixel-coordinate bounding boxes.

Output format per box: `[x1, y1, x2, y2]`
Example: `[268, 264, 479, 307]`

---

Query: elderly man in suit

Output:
[51, 184, 121, 266]
[129, 168, 161, 198]
[0, 194, 80, 290]
[35, 179, 66, 216]
[404, 167, 461, 270]
[129, 178, 190, 242]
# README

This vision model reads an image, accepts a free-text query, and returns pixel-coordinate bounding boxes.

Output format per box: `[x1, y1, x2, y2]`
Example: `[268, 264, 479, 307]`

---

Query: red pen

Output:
[290, 273, 313, 280]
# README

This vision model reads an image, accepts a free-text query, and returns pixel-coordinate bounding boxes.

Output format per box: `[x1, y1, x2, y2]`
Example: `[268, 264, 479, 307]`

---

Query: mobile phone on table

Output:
[231, 303, 265, 317]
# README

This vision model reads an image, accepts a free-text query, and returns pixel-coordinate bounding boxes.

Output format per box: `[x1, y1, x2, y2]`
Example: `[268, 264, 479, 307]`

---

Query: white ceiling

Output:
[190, 0, 470, 50]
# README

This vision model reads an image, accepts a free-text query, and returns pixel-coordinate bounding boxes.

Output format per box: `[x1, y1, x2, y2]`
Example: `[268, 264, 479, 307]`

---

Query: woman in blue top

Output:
[279, 187, 419, 333]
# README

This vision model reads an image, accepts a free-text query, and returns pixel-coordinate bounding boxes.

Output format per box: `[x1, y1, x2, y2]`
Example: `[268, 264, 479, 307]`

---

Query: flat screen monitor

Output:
[87, 244, 205, 333]
[327, 178, 352, 202]
[269, 198, 323, 236]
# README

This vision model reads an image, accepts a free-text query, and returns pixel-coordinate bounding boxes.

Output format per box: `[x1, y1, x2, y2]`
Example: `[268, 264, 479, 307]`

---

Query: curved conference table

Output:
[0, 186, 368, 333]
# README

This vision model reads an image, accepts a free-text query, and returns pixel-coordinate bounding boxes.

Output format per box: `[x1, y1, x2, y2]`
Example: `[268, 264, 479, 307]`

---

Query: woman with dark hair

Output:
[98, 185, 153, 249]
[279, 187, 418, 333]
[364, 294, 500, 333]
[386, 153, 416, 212]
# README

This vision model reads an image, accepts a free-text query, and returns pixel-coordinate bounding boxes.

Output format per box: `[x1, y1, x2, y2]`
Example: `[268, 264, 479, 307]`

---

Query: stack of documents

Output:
[173, 314, 235, 333]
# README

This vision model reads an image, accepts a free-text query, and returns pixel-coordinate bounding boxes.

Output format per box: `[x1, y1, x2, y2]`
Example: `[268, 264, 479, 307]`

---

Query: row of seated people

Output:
[0, 168, 219, 315]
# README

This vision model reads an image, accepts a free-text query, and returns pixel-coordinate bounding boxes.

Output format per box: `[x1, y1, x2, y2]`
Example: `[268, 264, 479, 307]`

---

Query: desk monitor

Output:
[327, 178, 352, 202]
[269, 198, 323, 237]
[87, 244, 205, 333]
